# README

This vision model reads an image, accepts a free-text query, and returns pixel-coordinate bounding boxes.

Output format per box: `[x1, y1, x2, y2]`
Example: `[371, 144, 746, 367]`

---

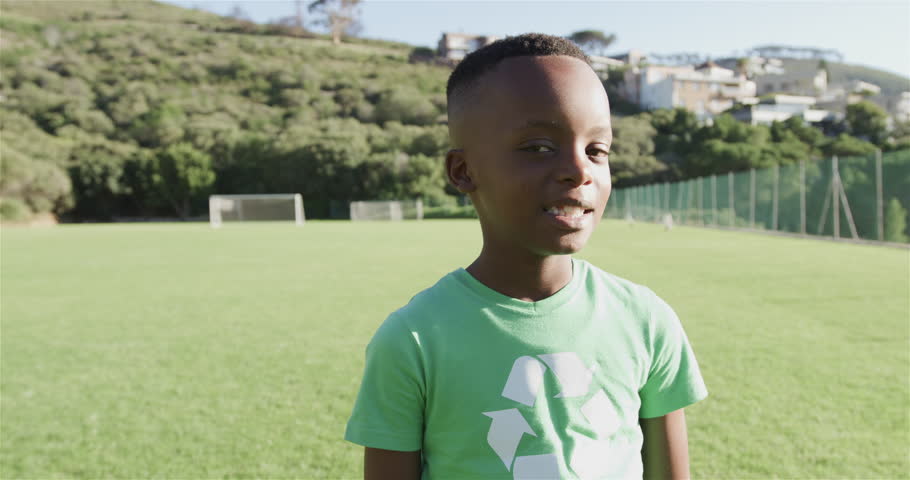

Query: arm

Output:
[640, 408, 690, 480]
[364, 447, 421, 480]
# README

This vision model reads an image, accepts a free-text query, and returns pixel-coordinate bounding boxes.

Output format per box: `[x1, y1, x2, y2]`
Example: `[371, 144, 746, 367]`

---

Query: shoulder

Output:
[576, 259, 660, 312]
[576, 259, 681, 334]
[371, 270, 463, 342]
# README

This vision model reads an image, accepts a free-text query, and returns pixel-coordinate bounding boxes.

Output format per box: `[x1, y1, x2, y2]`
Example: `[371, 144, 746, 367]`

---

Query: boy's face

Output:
[450, 55, 613, 257]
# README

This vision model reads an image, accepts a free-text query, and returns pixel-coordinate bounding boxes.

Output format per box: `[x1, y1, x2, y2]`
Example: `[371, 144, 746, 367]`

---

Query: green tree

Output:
[823, 133, 878, 157]
[374, 87, 438, 126]
[0, 144, 73, 218]
[686, 115, 779, 176]
[846, 101, 888, 146]
[131, 103, 186, 148]
[153, 143, 215, 218]
[884, 198, 908, 242]
[0, 197, 32, 221]
[651, 108, 698, 157]
[609, 115, 667, 186]
[567, 30, 616, 56]
[68, 142, 131, 220]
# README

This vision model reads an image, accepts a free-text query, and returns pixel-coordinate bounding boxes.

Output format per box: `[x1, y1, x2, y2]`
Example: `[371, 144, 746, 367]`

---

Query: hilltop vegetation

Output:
[1, 0, 907, 225]
[1, 0, 449, 221]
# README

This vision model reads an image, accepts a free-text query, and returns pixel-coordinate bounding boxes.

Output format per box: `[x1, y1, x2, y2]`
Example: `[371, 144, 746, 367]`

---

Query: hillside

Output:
[0, 0, 452, 221]
[716, 56, 909, 111]
[1, 0, 907, 225]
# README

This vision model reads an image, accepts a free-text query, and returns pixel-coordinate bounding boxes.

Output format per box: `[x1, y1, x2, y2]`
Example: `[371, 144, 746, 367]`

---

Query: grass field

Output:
[2, 220, 908, 478]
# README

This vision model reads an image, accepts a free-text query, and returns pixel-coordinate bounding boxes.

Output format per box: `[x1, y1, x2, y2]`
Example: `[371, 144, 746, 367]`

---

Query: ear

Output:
[445, 149, 476, 193]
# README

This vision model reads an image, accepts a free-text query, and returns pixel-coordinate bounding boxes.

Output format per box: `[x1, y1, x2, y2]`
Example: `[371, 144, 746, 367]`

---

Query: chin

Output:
[538, 231, 593, 255]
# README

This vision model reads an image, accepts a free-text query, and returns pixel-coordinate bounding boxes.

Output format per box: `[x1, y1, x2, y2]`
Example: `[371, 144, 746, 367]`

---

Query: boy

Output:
[345, 33, 707, 479]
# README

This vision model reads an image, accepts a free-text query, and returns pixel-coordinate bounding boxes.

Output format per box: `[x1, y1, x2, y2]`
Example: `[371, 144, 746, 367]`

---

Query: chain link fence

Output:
[605, 149, 910, 244]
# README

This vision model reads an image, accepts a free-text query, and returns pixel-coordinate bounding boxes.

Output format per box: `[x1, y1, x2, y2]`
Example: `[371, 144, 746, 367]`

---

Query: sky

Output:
[163, 0, 910, 78]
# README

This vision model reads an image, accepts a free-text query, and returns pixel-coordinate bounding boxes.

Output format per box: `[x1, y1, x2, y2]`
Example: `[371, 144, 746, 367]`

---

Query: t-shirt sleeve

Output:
[638, 288, 708, 419]
[344, 314, 425, 451]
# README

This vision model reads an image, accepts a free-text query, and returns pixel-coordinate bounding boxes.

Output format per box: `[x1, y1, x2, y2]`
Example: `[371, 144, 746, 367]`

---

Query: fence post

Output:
[728, 171, 734, 227]
[624, 189, 629, 220]
[643, 185, 648, 220]
[697, 177, 703, 226]
[876, 149, 883, 241]
[833, 155, 840, 239]
[651, 183, 656, 221]
[647, 185, 652, 221]
[772, 163, 779, 231]
[799, 160, 806, 235]
[711, 174, 717, 226]
[654, 183, 660, 222]
[749, 168, 755, 229]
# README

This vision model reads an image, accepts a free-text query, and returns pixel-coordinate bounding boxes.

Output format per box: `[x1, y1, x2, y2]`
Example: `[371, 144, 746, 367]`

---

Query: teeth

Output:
[547, 206, 586, 218]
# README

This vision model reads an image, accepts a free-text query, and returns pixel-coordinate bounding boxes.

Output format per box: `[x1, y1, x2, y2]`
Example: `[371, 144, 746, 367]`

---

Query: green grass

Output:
[2, 220, 908, 478]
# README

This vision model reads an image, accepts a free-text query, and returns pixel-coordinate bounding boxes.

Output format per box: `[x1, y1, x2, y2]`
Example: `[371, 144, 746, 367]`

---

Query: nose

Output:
[557, 147, 593, 187]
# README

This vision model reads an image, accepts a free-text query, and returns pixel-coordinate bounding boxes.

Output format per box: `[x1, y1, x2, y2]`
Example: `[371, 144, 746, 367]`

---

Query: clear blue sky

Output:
[163, 0, 910, 78]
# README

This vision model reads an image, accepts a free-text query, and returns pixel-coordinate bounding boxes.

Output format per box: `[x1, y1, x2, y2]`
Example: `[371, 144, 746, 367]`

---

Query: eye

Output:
[520, 143, 555, 154]
[587, 145, 610, 161]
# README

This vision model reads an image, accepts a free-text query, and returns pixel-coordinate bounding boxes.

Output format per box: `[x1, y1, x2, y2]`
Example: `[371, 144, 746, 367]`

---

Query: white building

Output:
[754, 68, 828, 96]
[437, 33, 499, 61]
[716, 56, 785, 77]
[896, 92, 910, 123]
[731, 95, 836, 126]
[637, 62, 756, 120]
[588, 54, 625, 79]
[848, 80, 882, 96]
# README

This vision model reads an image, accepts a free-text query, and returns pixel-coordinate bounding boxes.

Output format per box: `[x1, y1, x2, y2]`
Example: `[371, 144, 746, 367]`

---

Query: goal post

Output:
[209, 194, 305, 227]
[349, 199, 423, 221]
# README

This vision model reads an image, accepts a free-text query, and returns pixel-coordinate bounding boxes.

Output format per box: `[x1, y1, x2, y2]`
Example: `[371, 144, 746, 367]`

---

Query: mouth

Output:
[542, 203, 596, 230]
[543, 205, 594, 218]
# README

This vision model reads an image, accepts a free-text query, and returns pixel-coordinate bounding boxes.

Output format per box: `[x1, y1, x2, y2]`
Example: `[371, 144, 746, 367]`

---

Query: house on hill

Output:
[437, 33, 499, 61]
[895, 92, 910, 123]
[753, 65, 828, 96]
[731, 94, 837, 126]
[588, 54, 625, 80]
[608, 49, 647, 66]
[627, 61, 756, 120]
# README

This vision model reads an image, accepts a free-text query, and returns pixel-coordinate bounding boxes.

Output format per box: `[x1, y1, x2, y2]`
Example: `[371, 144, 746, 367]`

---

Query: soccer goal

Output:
[349, 199, 423, 221]
[209, 194, 304, 227]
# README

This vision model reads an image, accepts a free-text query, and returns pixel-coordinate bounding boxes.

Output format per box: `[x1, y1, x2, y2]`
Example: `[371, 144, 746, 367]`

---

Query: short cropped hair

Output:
[446, 33, 590, 104]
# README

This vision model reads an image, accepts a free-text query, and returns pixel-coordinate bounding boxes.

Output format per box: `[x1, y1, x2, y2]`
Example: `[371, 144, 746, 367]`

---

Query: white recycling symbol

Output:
[482, 352, 623, 479]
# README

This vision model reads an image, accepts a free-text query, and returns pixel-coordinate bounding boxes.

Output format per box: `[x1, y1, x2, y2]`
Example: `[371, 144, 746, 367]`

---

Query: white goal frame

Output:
[349, 199, 423, 221]
[209, 194, 304, 227]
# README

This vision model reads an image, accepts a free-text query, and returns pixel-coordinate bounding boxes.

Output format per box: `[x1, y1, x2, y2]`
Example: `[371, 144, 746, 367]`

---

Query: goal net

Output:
[349, 199, 423, 221]
[209, 194, 304, 227]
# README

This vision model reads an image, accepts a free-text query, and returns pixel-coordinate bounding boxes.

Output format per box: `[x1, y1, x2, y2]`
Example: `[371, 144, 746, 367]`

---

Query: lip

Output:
[545, 199, 596, 210]
[542, 207, 594, 231]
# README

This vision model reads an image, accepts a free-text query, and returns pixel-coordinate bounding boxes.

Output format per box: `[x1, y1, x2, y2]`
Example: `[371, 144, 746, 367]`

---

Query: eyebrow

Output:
[513, 120, 612, 142]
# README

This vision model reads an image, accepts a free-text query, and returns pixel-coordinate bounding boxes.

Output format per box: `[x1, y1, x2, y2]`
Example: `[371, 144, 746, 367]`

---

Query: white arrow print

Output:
[580, 390, 621, 437]
[537, 352, 595, 398]
[482, 408, 536, 469]
[501, 356, 547, 406]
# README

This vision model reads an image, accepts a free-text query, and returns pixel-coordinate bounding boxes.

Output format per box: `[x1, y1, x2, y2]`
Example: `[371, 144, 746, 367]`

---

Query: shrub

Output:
[0, 197, 32, 221]
[884, 198, 909, 243]
[374, 87, 438, 126]
[153, 142, 215, 218]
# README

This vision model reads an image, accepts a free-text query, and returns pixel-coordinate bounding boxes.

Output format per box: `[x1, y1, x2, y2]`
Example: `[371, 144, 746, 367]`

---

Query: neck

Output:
[466, 248, 574, 302]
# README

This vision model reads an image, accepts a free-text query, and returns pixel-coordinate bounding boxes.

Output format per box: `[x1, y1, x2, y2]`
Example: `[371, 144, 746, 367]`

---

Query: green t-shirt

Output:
[345, 258, 707, 479]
